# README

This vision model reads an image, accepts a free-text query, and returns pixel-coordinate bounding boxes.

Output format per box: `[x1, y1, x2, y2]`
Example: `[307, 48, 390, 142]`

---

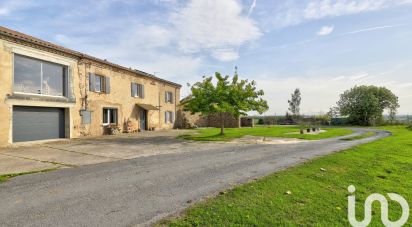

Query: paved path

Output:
[0, 128, 390, 227]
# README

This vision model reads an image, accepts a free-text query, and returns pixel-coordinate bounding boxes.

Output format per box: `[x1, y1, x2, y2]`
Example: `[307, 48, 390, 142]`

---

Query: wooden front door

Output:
[140, 110, 147, 130]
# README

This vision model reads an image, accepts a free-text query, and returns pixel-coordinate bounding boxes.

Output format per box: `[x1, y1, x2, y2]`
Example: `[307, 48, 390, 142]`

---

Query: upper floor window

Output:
[13, 54, 67, 97]
[165, 91, 173, 103]
[131, 83, 145, 98]
[89, 73, 110, 94]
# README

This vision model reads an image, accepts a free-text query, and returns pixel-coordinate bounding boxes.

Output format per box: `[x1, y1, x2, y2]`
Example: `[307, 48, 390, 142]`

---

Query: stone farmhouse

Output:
[0, 26, 181, 146]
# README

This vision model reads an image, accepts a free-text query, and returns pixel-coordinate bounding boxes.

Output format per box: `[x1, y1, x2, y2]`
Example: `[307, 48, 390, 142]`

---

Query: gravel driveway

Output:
[0, 128, 389, 227]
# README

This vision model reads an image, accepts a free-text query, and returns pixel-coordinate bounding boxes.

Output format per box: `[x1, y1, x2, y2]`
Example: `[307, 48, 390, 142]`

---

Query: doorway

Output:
[139, 109, 147, 130]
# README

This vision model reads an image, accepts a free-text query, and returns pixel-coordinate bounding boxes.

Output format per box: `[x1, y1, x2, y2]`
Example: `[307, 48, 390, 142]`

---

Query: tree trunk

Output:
[220, 112, 225, 135]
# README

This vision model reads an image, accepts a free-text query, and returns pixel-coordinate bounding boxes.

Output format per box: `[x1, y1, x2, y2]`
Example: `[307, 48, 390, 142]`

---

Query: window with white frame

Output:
[95, 75, 104, 92]
[131, 83, 144, 98]
[165, 91, 173, 103]
[89, 73, 110, 94]
[13, 54, 67, 97]
[165, 111, 174, 124]
[103, 108, 118, 125]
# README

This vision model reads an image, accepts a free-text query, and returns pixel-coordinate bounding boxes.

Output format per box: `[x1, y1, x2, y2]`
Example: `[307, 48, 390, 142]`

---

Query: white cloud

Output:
[248, 0, 257, 16]
[317, 25, 334, 35]
[349, 72, 369, 80]
[77, 0, 261, 63]
[211, 49, 240, 62]
[340, 24, 405, 36]
[304, 0, 391, 20]
[172, 0, 261, 60]
[129, 25, 172, 49]
[264, 0, 412, 29]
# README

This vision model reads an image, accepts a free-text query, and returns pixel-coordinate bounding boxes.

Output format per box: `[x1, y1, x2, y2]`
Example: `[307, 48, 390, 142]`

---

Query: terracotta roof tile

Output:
[0, 26, 181, 87]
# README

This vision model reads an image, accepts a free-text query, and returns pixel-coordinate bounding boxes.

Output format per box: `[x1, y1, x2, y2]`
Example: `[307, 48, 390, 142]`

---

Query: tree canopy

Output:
[337, 85, 399, 125]
[184, 71, 268, 135]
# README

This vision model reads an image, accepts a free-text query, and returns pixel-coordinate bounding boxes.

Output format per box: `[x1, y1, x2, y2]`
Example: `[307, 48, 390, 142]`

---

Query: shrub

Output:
[257, 118, 264, 125]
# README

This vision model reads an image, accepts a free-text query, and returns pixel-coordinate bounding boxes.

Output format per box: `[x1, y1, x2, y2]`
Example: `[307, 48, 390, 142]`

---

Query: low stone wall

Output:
[175, 110, 208, 129]
[175, 110, 240, 129]
[207, 113, 240, 128]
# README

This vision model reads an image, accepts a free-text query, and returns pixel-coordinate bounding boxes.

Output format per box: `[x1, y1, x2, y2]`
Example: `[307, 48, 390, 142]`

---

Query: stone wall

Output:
[175, 106, 240, 129]
[0, 36, 180, 146]
[175, 110, 208, 129]
[207, 113, 240, 128]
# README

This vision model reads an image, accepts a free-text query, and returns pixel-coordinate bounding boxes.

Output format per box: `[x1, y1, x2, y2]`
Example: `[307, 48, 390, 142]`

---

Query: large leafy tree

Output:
[337, 85, 399, 125]
[184, 71, 268, 135]
[288, 88, 302, 118]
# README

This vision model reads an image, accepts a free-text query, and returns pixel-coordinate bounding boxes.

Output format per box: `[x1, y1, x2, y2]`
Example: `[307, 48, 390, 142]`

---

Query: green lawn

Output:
[179, 126, 352, 141]
[162, 126, 412, 226]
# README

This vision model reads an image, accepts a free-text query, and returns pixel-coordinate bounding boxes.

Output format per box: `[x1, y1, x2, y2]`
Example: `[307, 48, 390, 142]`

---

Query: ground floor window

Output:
[103, 108, 118, 125]
[165, 111, 174, 124]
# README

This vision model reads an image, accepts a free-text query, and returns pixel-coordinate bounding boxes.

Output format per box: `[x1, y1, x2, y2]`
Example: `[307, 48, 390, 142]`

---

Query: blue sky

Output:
[1, 0, 412, 114]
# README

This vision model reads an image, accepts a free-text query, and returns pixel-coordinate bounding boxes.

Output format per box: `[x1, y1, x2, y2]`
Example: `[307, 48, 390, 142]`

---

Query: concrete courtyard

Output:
[0, 130, 206, 175]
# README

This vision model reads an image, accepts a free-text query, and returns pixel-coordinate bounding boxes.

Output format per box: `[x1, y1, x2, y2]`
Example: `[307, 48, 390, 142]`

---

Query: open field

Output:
[163, 126, 412, 226]
[179, 126, 353, 141]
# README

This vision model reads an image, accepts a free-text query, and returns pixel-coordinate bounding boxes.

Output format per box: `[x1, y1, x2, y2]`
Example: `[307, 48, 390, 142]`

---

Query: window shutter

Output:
[165, 111, 167, 123]
[141, 85, 145, 99]
[105, 77, 110, 94]
[165, 91, 168, 103]
[170, 92, 173, 104]
[89, 73, 95, 92]
[171, 111, 174, 123]
[66, 67, 72, 98]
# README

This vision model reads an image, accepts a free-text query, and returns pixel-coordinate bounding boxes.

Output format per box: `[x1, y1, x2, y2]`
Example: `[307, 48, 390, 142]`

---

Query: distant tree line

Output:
[259, 85, 402, 127]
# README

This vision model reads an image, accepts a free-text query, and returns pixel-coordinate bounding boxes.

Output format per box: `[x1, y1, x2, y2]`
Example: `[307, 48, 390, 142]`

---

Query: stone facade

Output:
[0, 27, 180, 146]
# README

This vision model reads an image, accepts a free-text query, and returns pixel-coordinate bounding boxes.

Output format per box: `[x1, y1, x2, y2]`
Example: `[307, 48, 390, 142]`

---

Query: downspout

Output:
[84, 59, 88, 109]
[174, 87, 177, 129]
[158, 85, 161, 129]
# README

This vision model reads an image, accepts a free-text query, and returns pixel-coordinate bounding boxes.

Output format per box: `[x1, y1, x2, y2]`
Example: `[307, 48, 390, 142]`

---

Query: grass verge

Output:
[340, 131, 376, 141]
[0, 168, 58, 183]
[179, 126, 352, 141]
[161, 126, 411, 226]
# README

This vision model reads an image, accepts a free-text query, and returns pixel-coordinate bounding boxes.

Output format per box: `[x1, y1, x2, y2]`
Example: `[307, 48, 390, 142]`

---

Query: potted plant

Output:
[108, 124, 121, 135]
